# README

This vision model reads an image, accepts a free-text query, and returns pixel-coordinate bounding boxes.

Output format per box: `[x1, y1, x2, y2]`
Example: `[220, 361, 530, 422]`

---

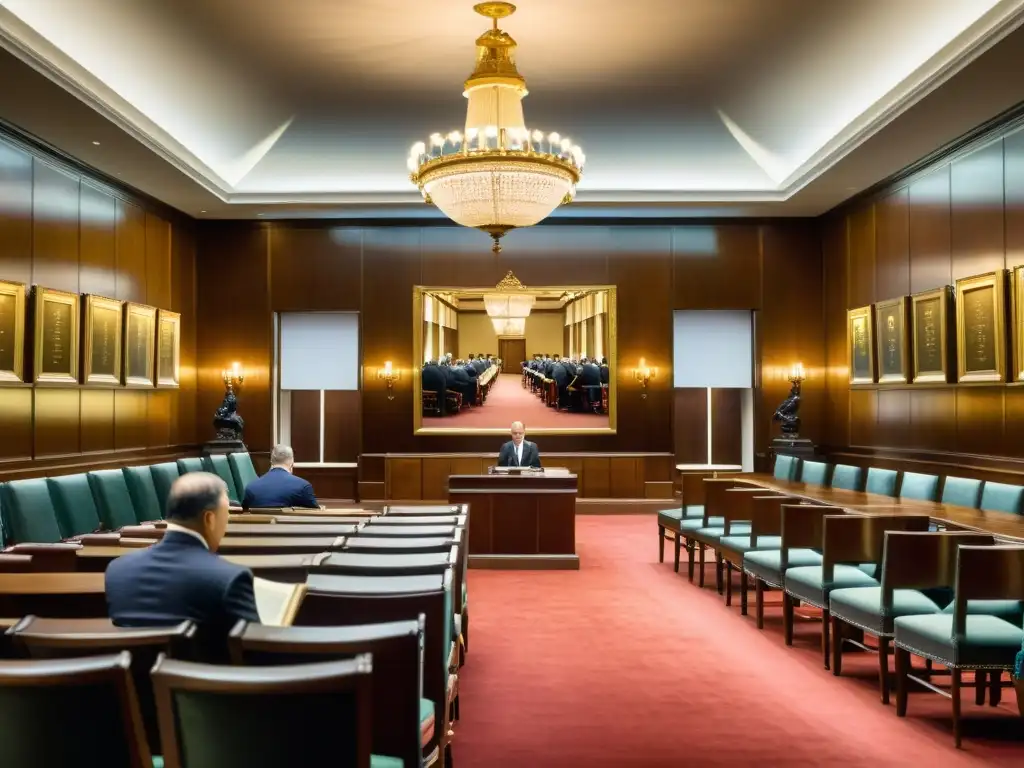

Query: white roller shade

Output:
[673, 310, 753, 388]
[280, 312, 359, 390]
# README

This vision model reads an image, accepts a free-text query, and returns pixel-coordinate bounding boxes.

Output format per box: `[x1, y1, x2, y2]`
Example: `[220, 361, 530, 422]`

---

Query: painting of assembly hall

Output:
[413, 277, 615, 434]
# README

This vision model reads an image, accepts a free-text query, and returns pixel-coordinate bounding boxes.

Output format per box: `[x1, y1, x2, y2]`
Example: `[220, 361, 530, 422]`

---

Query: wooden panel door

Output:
[499, 338, 526, 367]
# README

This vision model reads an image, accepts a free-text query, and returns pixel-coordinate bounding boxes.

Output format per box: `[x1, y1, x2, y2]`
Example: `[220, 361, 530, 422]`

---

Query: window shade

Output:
[280, 312, 359, 390]
[673, 310, 753, 388]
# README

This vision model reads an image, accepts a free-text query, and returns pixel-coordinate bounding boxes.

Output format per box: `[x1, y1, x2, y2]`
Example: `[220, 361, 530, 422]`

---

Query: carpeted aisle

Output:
[453, 515, 1022, 767]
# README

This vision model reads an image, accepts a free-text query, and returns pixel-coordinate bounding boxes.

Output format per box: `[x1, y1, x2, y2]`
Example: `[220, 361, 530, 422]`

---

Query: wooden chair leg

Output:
[895, 647, 910, 717]
[783, 592, 794, 646]
[951, 668, 962, 749]
[658, 525, 665, 563]
[822, 607, 831, 670]
[989, 669, 1002, 706]
[831, 616, 843, 677]
[975, 670, 987, 706]
[725, 562, 733, 606]
[755, 579, 765, 629]
[698, 545, 706, 588]
[686, 540, 696, 582]
[672, 533, 681, 573]
[740, 570, 749, 616]
[878, 636, 890, 704]
[715, 551, 724, 594]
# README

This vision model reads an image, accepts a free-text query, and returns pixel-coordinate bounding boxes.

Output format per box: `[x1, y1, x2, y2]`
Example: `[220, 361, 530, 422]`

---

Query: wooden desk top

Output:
[359, 525, 456, 537]
[225, 524, 359, 537]
[306, 572, 444, 594]
[319, 551, 453, 569]
[75, 548, 323, 571]
[0, 573, 105, 594]
[216, 536, 344, 551]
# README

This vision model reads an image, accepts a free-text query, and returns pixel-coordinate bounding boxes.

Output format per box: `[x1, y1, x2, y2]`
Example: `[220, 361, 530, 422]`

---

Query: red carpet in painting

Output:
[422, 374, 609, 429]
[453, 515, 1022, 767]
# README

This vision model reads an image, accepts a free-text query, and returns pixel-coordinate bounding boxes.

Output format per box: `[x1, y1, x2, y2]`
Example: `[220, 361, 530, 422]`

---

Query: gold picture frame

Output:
[156, 309, 181, 388]
[1011, 266, 1024, 382]
[0, 279, 26, 383]
[910, 286, 952, 384]
[955, 270, 1006, 383]
[33, 286, 80, 385]
[123, 302, 156, 388]
[82, 295, 123, 386]
[847, 305, 875, 385]
[874, 297, 910, 384]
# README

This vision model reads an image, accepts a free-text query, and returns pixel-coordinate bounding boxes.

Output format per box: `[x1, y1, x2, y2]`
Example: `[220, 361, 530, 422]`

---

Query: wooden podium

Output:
[448, 470, 579, 570]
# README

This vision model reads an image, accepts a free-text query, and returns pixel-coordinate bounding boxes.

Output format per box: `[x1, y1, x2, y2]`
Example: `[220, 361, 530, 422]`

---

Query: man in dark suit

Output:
[105, 472, 260, 647]
[422, 359, 448, 415]
[241, 445, 319, 509]
[497, 421, 542, 468]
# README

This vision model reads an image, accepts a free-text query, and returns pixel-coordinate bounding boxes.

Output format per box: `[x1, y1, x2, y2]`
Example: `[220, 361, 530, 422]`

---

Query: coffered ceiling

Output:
[1, 0, 1023, 218]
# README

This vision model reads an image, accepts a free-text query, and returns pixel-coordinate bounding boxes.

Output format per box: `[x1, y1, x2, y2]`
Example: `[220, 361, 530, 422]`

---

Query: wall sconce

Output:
[789, 362, 805, 383]
[377, 361, 401, 400]
[221, 361, 244, 392]
[632, 357, 657, 399]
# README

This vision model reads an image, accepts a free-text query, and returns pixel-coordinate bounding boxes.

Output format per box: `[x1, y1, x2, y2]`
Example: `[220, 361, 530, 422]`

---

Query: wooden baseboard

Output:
[575, 498, 673, 514]
[468, 554, 580, 570]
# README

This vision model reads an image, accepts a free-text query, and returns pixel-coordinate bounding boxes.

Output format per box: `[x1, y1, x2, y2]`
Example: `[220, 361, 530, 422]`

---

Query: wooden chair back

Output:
[229, 618, 424, 766]
[0, 651, 150, 767]
[952, 545, 1024, 635]
[152, 654, 374, 768]
[4, 543, 80, 573]
[881, 531, 995, 592]
[821, 514, 930, 580]
[780, 504, 835, 569]
[748, 496, 790, 544]
[722, 488, 784, 533]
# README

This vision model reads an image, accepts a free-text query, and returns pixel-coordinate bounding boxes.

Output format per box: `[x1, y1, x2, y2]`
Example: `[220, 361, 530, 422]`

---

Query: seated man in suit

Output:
[242, 444, 319, 509]
[497, 421, 542, 468]
[105, 472, 260, 641]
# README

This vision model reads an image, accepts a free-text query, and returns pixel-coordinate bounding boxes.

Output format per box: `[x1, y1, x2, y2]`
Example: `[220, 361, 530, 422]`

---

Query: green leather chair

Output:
[898, 472, 939, 502]
[865, 467, 898, 497]
[176, 457, 205, 475]
[657, 506, 704, 572]
[830, 464, 863, 491]
[46, 474, 104, 538]
[773, 454, 800, 481]
[228, 452, 260, 499]
[123, 466, 164, 522]
[941, 476, 983, 509]
[0, 479, 64, 544]
[979, 481, 1024, 514]
[149, 462, 181, 516]
[205, 455, 241, 504]
[87, 469, 145, 529]
[799, 461, 830, 486]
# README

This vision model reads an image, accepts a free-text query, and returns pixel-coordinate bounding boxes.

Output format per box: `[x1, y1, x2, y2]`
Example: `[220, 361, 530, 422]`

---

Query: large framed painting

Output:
[33, 286, 79, 385]
[955, 270, 1006, 383]
[1011, 266, 1024, 382]
[156, 309, 181, 388]
[82, 295, 123, 386]
[123, 302, 156, 388]
[874, 297, 910, 384]
[910, 286, 952, 384]
[847, 305, 875, 385]
[0, 279, 26, 383]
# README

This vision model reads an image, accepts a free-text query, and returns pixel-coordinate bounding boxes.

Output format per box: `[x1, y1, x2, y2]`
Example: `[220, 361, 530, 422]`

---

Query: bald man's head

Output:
[166, 472, 230, 550]
[510, 421, 525, 445]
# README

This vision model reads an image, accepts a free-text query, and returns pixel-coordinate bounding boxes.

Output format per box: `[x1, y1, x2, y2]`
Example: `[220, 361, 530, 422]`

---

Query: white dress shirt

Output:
[515, 441, 524, 466]
[165, 522, 210, 550]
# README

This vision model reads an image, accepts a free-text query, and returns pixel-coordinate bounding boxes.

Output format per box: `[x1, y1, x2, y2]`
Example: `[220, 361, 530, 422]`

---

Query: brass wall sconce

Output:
[632, 357, 657, 399]
[789, 362, 805, 384]
[222, 361, 245, 392]
[377, 360, 401, 400]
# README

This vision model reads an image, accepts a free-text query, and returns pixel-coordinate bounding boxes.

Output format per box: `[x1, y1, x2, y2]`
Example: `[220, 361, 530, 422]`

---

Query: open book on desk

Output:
[253, 577, 307, 626]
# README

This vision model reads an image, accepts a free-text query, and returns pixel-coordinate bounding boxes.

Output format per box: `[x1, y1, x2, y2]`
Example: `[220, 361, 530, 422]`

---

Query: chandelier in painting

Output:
[485, 270, 532, 336]
[407, 2, 585, 254]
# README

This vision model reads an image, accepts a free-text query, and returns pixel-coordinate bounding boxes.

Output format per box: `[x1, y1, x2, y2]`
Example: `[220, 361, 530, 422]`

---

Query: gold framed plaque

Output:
[955, 270, 1006, 383]
[82, 295, 123, 385]
[156, 309, 181, 388]
[1011, 266, 1024, 382]
[875, 297, 910, 384]
[33, 286, 79, 385]
[848, 305, 875, 385]
[0, 279, 26, 383]
[910, 286, 952, 384]
[123, 302, 156, 387]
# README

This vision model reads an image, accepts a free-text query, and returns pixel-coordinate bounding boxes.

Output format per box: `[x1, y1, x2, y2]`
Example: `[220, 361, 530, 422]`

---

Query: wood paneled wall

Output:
[0, 130, 198, 479]
[823, 118, 1024, 475]
[194, 220, 823, 498]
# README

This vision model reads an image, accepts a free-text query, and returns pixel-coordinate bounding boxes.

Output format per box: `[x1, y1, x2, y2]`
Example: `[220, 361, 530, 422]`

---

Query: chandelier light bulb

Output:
[411, 141, 426, 156]
[560, 137, 572, 152]
[531, 129, 544, 143]
[449, 130, 463, 144]
[407, 156, 418, 171]
[547, 132, 561, 145]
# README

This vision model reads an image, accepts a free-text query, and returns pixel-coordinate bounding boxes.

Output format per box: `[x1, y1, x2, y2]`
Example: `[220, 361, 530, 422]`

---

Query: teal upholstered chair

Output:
[657, 506, 704, 572]
[228, 452, 260, 499]
[898, 472, 939, 502]
[87, 469, 144, 529]
[150, 462, 181, 516]
[773, 454, 800, 482]
[830, 464, 863, 491]
[123, 466, 164, 522]
[0, 479, 64, 544]
[176, 457, 205, 475]
[799, 461, 830, 486]
[979, 481, 1024, 515]
[865, 467, 898, 497]
[941, 476, 983, 509]
[205, 455, 242, 504]
[46, 474, 104, 538]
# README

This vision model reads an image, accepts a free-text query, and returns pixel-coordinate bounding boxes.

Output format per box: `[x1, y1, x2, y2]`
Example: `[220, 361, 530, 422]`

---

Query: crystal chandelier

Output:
[491, 317, 526, 336]
[407, 2, 585, 254]
[485, 270, 532, 334]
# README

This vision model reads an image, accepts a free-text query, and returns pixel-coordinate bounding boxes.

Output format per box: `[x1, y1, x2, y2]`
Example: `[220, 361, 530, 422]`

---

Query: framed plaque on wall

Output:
[1011, 266, 1024, 382]
[123, 302, 156, 388]
[910, 286, 952, 384]
[156, 309, 181, 388]
[874, 297, 910, 384]
[847, 305, 875, 385]
[82, 295, 123, 385]
[33, 286, 80, 385]
[0, 279, 26, 383]
[955, 271, 1006, 383]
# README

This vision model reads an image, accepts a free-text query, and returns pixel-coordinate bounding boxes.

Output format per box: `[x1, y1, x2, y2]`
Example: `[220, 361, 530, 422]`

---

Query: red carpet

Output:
[423, 374, 610, 430]
[454, 516, 1023, 766]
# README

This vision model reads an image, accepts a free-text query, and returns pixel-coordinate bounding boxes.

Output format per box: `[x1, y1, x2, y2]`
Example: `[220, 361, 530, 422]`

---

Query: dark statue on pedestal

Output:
[772, 379, 801, 438]
[214, 389, 245, 441]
